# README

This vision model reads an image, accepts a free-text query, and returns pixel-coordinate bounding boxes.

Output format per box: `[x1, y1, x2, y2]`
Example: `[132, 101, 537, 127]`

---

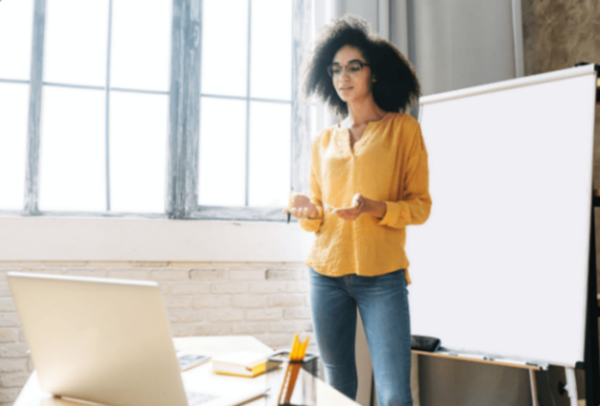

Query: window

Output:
[1, 0, 312, 221]
[0, 0, 32, 211]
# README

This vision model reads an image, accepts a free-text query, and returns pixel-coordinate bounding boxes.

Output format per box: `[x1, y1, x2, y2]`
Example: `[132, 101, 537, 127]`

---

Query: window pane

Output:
[110, 0, 172, 92]
[248, 101, 290, 206]
[201, 0, 248, 97]
[44, 0, 108, 87]
[198, 97, 246, 206]
[0, 0, 33, 80]
[0, 83, 29, 210]
[39, 87, 106, 211]
[250, 0, 292, 101]
[109, 92, 168, 213]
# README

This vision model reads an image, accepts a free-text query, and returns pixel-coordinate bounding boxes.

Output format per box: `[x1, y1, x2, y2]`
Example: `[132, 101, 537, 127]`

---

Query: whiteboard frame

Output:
[410, 64, 598, 369]
[420, 64, 595, 106]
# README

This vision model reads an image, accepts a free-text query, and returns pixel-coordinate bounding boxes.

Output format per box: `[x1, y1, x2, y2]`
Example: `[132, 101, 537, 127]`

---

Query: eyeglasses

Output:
[327, 60, 370, 78]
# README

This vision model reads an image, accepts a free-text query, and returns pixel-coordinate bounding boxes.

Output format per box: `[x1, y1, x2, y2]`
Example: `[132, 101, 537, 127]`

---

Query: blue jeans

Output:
[309, 268, 412, 406]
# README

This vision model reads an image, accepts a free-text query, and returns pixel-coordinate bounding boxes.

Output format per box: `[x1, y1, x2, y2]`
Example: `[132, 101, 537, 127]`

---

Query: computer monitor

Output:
[9, 272, 189, 406]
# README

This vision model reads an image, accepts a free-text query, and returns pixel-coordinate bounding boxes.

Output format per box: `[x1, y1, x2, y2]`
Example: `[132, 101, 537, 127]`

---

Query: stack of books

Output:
[212, 351, 273, 378]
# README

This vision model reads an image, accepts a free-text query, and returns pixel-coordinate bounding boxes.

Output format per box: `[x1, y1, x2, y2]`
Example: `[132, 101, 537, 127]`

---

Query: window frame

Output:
[2, 0, 312, 222]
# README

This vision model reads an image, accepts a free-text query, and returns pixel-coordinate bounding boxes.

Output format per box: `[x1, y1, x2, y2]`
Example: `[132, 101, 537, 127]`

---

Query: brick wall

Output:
[0, 261, 314, 406]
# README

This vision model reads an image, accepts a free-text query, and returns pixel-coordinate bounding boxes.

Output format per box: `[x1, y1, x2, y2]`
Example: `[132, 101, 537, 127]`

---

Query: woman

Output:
[287, 15, 431, 406]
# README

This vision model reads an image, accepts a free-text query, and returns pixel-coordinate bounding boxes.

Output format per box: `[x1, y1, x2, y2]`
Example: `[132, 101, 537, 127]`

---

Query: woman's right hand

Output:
[283, 193, 320, 220]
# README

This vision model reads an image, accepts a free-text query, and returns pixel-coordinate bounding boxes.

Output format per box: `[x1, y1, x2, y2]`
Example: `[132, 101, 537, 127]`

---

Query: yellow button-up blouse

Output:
[299, 112, 431, 284]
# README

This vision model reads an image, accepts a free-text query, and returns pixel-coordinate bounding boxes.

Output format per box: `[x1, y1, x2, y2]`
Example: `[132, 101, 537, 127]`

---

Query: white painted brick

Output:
[267, 295, 305, 307]
[231, 296, 267, 308]
[131, 261, 169, 268]
[231, 323, 268, 335]
[266, 269, 301, 280]
[247, 262, 285, 269]
[0, 314, 20, 328]
[0, 387, 21, 403]
[18, 329, 25, 342]
[86, 261, 132, 268]
[285, 281, 309, 293]
[150, 269, 189, 281]
[159, 283, 170, 295]
[28, 357, 33, 371]
[0, 299, 15, 313]
[206, 309, 244, 322]
[228, 270, 265, 281]
[42, 261, 86, 268]
[0, 371, 30, 388]
[269, 321, 312, 334]
[0, 344, 28, 358]
[0, 284, 9, 297]
[0, 271, 9, 282]
[210, 283, 248, 295]
[283, 308, 312, 320]
[268, 322, 299, 334]
[248, 282, 287, 294]
[190, 269, 227, 281]
[168, 311, 204, 323]
[246, 309, 283, 321]
[282, 262, 305, 268]
[21, 268, 64, 275]
[169, 261, 212, 268]
[192, 324, 232, 336]
[107, 269, 149, 280]
[209, 262, 250, 270]
[0, 262, 43, 268]
[262, 334, 296, 349]
[170, 324, 192, 337]
[163, 297, 192, 309]
[65, 269, 108, 278]
[192, 296, 231, 309]
[170, 283, 210, 296]
[0, 358, 27, 373]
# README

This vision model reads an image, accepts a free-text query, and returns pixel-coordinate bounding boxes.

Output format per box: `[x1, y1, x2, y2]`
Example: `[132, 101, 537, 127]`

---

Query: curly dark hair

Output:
[301, 14, 420, 119]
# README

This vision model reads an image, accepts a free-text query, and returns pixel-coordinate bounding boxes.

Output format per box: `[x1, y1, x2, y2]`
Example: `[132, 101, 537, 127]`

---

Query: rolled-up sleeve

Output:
[299, 142, 324, 233]
[379, 125, 432, 229]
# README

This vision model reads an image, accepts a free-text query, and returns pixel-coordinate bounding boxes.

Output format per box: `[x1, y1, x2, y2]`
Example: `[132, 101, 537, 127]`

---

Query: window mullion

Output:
[166, 0, 187, 219]
[183, 0, 202, 217]
[291, 0, 312, 195]
[24, 0, 47, 215]
[105, 0, 114, 211]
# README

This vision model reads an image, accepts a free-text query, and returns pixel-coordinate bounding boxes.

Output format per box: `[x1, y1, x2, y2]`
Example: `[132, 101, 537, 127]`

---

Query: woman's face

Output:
[330, 45, 374, 103]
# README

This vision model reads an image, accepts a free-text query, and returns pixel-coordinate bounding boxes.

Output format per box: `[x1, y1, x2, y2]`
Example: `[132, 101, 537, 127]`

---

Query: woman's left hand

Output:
[330, 193, 387, 221]
[330, 193, 366, 221]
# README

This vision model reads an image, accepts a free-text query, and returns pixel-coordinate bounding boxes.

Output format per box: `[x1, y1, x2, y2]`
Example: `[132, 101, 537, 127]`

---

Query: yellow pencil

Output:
[279, 334, 300, 404]
[285, 336, 309, 404]
[290, 334, 299, 360]
[300, 337, 310, 359]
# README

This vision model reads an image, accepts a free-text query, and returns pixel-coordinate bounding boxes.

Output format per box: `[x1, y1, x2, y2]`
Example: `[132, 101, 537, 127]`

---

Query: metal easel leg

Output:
[529, 369, 539, 406]
[565, 367, 579, 406]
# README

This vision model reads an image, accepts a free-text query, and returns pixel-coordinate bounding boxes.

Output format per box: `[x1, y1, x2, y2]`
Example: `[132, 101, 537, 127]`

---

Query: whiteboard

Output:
[406, 65, 597, 368]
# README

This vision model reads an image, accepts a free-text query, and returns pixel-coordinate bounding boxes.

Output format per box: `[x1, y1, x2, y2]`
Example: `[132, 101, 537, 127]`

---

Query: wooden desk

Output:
[13, 335, 358, 406]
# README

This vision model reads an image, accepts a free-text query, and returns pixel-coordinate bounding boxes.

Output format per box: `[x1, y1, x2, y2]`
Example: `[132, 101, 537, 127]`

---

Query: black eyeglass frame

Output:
[326, 60, 371, 77]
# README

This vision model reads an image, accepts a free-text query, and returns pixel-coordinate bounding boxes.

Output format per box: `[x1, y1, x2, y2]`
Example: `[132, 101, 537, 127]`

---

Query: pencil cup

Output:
[264, 350, 319, 406]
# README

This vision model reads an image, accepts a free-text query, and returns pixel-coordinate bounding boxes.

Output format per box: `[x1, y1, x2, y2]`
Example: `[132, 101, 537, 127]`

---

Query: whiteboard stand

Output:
[411, 349, 545, 405]
[581, 61, 600, 406]
[582, 188, 600, 406]
[529, 369, 539, 406]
